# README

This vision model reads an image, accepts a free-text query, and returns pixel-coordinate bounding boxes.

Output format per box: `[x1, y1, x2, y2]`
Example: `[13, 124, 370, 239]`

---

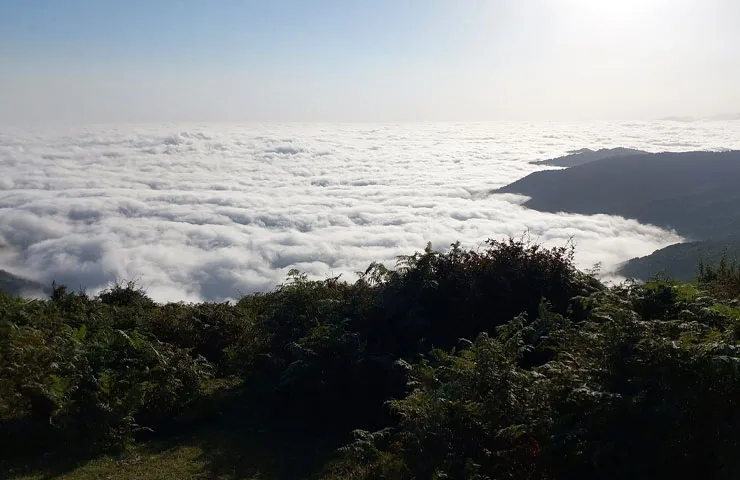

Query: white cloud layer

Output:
[1, 121, 738, 302]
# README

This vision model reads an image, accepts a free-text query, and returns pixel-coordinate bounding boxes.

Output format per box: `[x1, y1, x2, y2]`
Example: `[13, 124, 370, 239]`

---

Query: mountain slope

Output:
[620, 236, 740, 281]
[0, 269, 48, 297]
[532, 147, 648, 167]
[497, 150, 740, 240]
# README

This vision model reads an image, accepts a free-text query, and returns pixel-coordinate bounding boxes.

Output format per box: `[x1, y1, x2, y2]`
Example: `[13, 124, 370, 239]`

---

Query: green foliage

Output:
[369, 237, 584, 356]
[224, 238, 588, 432]
[699, 253, 740, 299]
[0, 285, 213, 458]
[6, 237, 740, 480]
[98, 280, 156, 308]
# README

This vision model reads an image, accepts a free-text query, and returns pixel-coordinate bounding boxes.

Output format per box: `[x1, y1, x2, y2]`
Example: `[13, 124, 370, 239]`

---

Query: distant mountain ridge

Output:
[497, 150, 740, 280]
[532, 147, 649, 168]
[0, 269, 48, 297]
[498, 150, 740, 240]
[658, 113, 740, 122]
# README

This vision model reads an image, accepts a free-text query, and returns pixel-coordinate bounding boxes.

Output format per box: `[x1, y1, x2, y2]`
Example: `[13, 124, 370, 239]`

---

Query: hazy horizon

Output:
[2, 0, 739, 124]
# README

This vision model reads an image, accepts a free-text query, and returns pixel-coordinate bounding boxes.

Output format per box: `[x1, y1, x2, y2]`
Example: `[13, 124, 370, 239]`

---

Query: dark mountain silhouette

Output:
[0, 269, 48, 297]
[496, 150, 740, 280]
[497, 150, 740, 241]
[532, 147, 648, 167]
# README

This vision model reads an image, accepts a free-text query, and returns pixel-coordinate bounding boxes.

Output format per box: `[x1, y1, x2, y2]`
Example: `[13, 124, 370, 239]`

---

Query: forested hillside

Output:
[0, 270, 47, 298]
[621, 235, 740, 281]
[3, 239, 740, 479]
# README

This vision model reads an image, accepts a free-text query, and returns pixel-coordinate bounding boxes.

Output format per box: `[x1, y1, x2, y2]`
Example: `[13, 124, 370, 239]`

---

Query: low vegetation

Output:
[2, 238, 740, 479]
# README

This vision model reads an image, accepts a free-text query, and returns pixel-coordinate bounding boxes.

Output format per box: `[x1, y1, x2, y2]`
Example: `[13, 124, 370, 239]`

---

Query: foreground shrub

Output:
[229, 238, 588, 432]
[328, 284, 740, 479]
[0, 291, 213, 455]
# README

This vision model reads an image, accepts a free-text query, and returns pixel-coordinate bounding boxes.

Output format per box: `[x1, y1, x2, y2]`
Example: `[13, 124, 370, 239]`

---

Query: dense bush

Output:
[0, 287, 213, 455]
[227, 239, 588, 431]
[699, 254, 740, 299]
[328, 282, 740, 479]
[2, 238, 740, 479]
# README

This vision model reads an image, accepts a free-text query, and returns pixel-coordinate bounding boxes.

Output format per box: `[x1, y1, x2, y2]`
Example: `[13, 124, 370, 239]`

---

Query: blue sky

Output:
[2, 1, 470, 71]
[1, 0, 739, 123]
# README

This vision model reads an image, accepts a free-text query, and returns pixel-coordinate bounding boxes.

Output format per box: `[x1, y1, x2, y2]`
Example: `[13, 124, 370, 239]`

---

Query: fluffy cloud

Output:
[1, 121, 738, 302]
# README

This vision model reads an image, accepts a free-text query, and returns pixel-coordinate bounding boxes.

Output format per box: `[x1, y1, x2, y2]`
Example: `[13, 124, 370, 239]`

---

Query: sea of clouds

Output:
[1, 121, 739, 302]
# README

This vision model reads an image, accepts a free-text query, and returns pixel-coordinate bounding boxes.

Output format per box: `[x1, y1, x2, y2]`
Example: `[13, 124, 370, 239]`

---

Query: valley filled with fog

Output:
[1, 120, 738, 302]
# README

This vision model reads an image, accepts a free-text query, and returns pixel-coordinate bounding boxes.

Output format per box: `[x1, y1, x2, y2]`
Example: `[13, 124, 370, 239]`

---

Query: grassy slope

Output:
[12, 443, 207, 480]
[10, 430, 308, 480]
[8, 419, 336, 480]
[5, 385, 342, 480]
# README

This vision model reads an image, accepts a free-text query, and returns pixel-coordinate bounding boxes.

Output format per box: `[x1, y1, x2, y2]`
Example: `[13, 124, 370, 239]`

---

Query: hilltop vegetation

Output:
[3, 238, 740, 479]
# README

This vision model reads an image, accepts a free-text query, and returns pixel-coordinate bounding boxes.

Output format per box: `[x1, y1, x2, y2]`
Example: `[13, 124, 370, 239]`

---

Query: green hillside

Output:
[0, 270, 48, 298]
[3, 239, 740, 479]
[621, 236, 740, 282]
